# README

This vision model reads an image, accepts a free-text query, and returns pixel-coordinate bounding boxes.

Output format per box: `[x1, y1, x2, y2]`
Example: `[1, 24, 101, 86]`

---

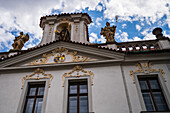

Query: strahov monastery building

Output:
[0, 13, 170, 113]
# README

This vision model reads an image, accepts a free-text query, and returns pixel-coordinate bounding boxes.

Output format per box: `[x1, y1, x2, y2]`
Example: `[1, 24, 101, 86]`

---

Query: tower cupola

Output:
[39, 13, 92, 45]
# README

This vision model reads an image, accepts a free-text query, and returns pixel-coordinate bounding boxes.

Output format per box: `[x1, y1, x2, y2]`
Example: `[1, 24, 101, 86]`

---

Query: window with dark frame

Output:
[68, 79, 88, 113]
[138, 77, 169, 112]
[23, 83, 45, 113]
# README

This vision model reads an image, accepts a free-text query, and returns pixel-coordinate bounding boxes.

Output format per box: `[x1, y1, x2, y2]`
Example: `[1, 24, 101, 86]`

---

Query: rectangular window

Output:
[138, 77, 169, 111]
[68, 80, 88, 113]
[23, 83, 45, 113]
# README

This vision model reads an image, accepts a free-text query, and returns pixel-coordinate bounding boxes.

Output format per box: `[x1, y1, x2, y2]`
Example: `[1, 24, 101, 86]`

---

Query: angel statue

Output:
[12, 32, 29, 50]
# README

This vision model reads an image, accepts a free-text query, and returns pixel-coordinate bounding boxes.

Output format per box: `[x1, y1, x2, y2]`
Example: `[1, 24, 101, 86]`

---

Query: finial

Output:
[152, 27, 167, 39]
[115, 15, 119, 24]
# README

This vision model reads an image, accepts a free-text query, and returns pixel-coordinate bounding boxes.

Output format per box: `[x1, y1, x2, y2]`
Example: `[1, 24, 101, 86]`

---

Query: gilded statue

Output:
[12, 32, 29, 50]
[59, 26, 70, 41]
[55, 23, 70, 41]
[100, 22, 116, 42]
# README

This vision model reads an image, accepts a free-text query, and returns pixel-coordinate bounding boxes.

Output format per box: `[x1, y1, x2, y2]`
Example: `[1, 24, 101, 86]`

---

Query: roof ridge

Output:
[0, 39, 120, 62]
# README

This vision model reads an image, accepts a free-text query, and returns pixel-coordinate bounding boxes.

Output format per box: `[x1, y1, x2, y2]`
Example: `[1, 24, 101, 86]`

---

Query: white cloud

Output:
[141, 23, 144, 26]
[0, 28, 14, 50]
[163, 31, 170, 39]
[0, 0, 103, 51]
[89, 33, 98, 43]
[141, 29, 149, 35]
[0, 0, 64, 51]
[122, 24, 127, 29]
[136, 24, 141, 31]
[143, 32, 156, 40]
[116, 32, 130, 42]
[96, 17, 102, 26]
[103, 0, 170, 27]
[0, 0, 169, 51]
[98, 35, 106, 43]
[96, 5, 103, 12]
[88, 23, 95, 28]
[61, 0, 100, 12]
[89, 32, 106, 43]
[133, 36, 142, 41]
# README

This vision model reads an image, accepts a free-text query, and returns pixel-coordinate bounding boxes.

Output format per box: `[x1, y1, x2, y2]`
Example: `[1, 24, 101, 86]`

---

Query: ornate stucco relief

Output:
[28, 47, 94, 65]
[129, 62, 166, 84]
[62, 65, 94, 87]
[21, 68, 53, 89]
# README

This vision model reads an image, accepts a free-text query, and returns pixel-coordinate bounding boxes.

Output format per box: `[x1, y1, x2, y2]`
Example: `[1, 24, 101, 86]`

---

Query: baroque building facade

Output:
[0, 13, 170, 113]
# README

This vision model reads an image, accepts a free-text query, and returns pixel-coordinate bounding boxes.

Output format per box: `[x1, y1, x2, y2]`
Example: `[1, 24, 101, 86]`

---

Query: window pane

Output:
[80, 85, 88, 94]
[69, 85, 77, 94]
[34, 98, 43, 113]
[149, 80, 160, 90]
[153, 92, 169, 111]
[139, 80, 148, 90]
[38, 87, 45, 95]
[69, 96, 77, 113]
[29, 87, 36, 96]
[25, 98, 34, 113]
[79, 96, 88, 113]
[142, 92, 155, 111]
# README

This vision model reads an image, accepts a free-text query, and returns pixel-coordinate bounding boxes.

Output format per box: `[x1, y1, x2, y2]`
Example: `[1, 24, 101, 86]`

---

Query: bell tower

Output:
[39, 13, 92, 45]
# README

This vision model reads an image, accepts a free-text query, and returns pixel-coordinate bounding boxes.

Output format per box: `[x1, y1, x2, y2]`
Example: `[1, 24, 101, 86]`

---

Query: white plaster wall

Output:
[123, 63, 170, 113]
[71, 21, 86, 43]
[44, 69, 64, 113]
[41, 24, 51, 45]
[45, 65, 130, 113]
[158, 40, 170, 49]
[0, 72, 27, 113]
[123, 65, 145, 113]
[2, 63, 170, 113]
[0, 65, 130, 113]
[79, 21, 85, 43]
[70, 22, 75, 41]
[91, 65, 130, 113]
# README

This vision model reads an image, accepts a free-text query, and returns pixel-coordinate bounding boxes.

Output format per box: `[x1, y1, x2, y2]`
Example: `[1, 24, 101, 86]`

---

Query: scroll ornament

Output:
[29, 47, 92, 65]
[62, 65, 94, 87]
[21, 68, 53, 89]
[129, 62, 166, 83]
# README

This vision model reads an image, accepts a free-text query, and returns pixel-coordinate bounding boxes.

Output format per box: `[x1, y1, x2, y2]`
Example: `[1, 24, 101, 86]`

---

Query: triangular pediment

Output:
[0, 41, 124, 67]
[25, 47, 96, 66]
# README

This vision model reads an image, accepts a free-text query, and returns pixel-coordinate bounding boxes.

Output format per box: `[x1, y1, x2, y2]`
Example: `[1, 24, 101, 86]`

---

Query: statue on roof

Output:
[100, 22, 116, 42]
[12, 32, 29, 50]
[100, 16, 118, 43]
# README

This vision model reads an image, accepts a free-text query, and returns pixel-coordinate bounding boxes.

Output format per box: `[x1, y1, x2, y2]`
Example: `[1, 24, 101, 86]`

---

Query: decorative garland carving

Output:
[29, 47, 92, 65]
[62, 65, 94, 87]
[21, 68, 53, 89]
[129, 62, 166, 84]
[135, 63, 144, 73]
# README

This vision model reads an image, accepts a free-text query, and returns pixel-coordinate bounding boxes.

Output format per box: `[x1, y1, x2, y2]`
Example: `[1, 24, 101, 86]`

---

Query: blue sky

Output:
[0, 0, 169, 52]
